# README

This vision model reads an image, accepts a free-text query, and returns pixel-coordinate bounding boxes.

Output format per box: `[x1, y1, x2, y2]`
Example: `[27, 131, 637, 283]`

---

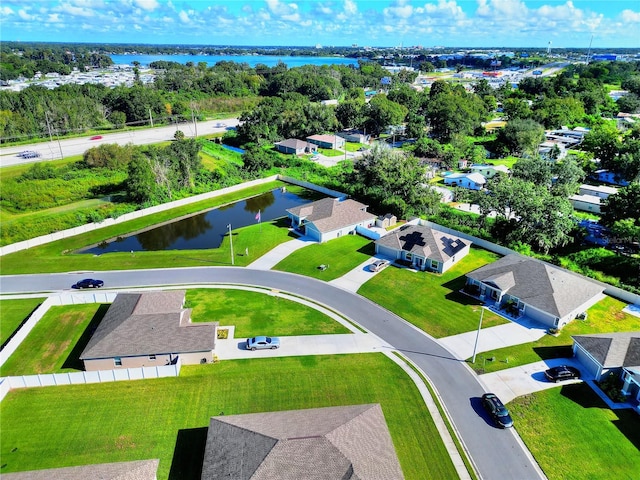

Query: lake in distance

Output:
[110, 53, 359, 68]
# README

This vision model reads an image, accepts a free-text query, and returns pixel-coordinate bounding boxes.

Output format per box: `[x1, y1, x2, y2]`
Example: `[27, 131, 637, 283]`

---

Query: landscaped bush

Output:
[597, 371, 627, 403]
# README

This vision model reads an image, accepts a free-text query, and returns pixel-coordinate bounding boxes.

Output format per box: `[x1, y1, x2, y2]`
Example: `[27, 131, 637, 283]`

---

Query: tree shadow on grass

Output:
[444, 289, 484, 306]
[356, 241, 376, 256]
[61, 304, 110, 371]
[612, 409, 640, 451]
[168, 427, 209, 480]
[0, 303, 42, 351]
[560, 382, 606, 409]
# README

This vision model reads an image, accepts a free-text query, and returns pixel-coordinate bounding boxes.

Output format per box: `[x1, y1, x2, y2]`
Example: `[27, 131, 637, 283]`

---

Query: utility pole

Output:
[227, 224, 234, 265]
[471, 307, 485, 364]
[149, 108, 154, 127]
[586, 35, 594, 65]
[45, 111, 64, 160]
[191, 102, 198, 137]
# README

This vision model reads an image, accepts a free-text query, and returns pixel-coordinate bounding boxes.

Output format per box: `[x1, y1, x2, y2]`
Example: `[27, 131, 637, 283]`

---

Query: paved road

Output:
[1, 267, 545, 480]
[0, 119, 239, 166]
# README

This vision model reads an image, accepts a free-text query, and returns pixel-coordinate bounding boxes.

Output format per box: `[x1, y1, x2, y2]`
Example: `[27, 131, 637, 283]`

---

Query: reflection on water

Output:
[81, 188, 316, 254]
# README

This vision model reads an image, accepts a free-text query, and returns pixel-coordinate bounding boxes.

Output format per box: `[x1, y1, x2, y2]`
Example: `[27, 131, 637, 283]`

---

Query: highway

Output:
[0, 119, 239, 167]
[1, 267, 546, 480]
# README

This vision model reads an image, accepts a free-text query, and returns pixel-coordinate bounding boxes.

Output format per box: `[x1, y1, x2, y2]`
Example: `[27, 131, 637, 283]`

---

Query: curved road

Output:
[1, 267, 545, 480]
[0, 119, 239, 167]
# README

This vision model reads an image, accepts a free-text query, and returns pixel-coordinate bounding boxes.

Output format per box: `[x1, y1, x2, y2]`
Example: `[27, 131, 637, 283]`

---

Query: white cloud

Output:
[266, 0, 299, 19]
[134, 23, 142, 30]
[621, 9, 640, 23]
[56, 2, 96, 18]
[384, 0, 413, 19]
[344, 0, 357, 16]
[134, 0, 159, 12]
[18, 9, 35, 21]
[47, 13, 62, 22]
[0, 6, 14, 16]
[178, 10, 190, 23]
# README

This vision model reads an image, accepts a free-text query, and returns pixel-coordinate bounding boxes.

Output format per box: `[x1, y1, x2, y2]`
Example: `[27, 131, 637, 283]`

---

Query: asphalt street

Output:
[1, 267, 545, 480]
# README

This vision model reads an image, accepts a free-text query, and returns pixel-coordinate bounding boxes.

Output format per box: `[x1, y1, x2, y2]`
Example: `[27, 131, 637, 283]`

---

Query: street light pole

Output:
[471, 306, 485, 363]
[227, 224, 234, 266]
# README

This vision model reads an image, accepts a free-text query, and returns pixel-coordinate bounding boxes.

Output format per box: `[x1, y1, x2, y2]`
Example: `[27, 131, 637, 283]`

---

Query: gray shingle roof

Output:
[80, 291, 216, 360]
[201, 404, 403, 480]
[276, 138, 315, 150]
[287, 198, 375, 234]
[375, 224, 470, 262]
[2, 460, 159, 480]
[466, 254, 604, 318]
[573, 332, 640, 369]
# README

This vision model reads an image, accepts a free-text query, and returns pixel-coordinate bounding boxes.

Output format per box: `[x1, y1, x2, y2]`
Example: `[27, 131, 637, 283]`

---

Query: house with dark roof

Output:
[573, 332, 640, 412]
[274, 138, 318, 155]
[465, 254, 605, 329]
[375, 224, 471, 273]
[2, 460, 159, 480]
[80, 290, 217, 371]
[286, 197, 376, 243]
[200, 404, 404, 480]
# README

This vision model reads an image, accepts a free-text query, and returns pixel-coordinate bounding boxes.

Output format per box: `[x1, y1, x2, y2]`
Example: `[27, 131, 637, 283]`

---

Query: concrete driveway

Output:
[479, 358, 584, 404]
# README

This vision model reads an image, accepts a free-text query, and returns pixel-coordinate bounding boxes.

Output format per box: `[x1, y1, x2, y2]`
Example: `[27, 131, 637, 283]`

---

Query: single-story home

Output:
[275, 138, 318, 155]
[465, 254, 606, 328]
[569, 193, 603, 213]
[2, 460, 159, 480]
[200, 404, 404, 480]
[572, 332, 640, 382]
[307, 134, 346, 150]
[429, 186, 455, 203]
[538, 140, 567, 160]
[444, 172, 486, 190]
[469, 164, 510, 178]
[375, 224, 471, 273]
[578, 184, 618, 199]
[80, 290, 217, 371]
[286, 197, 376, 243]
[337, 128, 371, 144]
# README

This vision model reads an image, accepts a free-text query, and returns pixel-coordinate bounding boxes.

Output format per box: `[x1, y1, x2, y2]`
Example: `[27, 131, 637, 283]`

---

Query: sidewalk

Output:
[247, 235, 315, 270]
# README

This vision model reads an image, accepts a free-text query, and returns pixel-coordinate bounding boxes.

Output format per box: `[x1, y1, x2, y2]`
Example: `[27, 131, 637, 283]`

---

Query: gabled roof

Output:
[287, 198, 374, 234]
[2, 460, 159, 480]
[470, 164, 510, 173]
[573, 332, 640, 369]
[466, 254, 605, 318]
[80, 290, 216, 360]
[307, 134, 340, 143]
[376, 224, 470, 263]
[276, 138, 314, 150]
[445, 172, 486, 184]
[201, 404, 404, 480]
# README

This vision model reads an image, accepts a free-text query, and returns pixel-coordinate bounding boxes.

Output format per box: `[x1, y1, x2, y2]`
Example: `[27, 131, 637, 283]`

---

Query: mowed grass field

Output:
[509, 384, 640, 480]
[358, 247, 508, 338]
[467, 295, 640, 374]
[185, 288, 351, 337]
[0, 298, 44, 347]
[0, 354, 457, 480]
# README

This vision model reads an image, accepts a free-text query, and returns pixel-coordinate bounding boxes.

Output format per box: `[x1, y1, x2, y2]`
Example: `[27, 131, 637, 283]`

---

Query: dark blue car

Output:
[73, 278, 104, 289]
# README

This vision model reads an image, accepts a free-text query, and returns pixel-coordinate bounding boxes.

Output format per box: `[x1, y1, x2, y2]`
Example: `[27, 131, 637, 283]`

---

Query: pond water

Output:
[81, 188, 316, 254]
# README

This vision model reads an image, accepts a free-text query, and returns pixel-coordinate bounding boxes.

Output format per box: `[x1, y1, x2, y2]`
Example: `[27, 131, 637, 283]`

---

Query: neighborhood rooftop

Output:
[80, 290, 216, 360]
[201, 404, 404, 480]
[1, 460, 159, 480]
[572, 332, 640, 370]
[376, 224, 469, 263]
[287, 197, 373, 234]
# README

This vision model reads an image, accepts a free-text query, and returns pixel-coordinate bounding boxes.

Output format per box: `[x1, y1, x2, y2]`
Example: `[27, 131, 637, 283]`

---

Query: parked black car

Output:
[544, 365, 581, 383]
[481, 393, 513, 428]
[72, 278, 104, 289]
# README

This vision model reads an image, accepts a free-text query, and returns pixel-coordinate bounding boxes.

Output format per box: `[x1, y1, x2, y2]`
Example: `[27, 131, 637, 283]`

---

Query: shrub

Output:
[597, 371, 626, 403]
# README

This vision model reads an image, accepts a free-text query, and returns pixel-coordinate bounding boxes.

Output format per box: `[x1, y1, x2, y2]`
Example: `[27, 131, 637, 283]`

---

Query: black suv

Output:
[544, 365, 581, 383]
[481, 393, 513, 428]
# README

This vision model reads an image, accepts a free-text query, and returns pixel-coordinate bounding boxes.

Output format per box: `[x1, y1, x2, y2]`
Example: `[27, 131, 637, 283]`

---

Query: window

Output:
[431, 260, 438, 269]
[149, 354, 156, 360]
[406, 253, 413, 261]
[114, 357, 122, 367]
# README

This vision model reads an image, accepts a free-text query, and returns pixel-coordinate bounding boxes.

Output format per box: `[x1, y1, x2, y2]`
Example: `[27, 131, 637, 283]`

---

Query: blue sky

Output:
[1, 1, 639, 48]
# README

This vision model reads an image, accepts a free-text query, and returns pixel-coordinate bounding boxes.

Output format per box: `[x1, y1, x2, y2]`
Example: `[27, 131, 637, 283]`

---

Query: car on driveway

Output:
[369, 259, 390, 272]
[544, 365, 581, 383]
[72, 278, 104, 289]
[481, 393, 513, 428]
[246, 336, 280, 351]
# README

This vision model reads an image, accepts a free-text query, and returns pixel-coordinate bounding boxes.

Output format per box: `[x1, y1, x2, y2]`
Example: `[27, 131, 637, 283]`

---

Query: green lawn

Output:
[0, 354, 457, 480]
[0, 303, 108, 376]
[358, 247, 508, 338]
[467, 296, 640, 374]
[0, 181, 297, 275]
[510, 384, 640, 480]
[186, 288, 350, 337]
[0, 298, 44, 347]
[273, 234, 376, 281]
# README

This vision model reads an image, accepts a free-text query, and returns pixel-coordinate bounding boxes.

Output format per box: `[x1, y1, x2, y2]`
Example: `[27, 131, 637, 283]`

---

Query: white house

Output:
[578, 184, 618, 199]
[569, 193, 603, 213]
[444, 172, 486, 190]
[469, 164, 510, 179]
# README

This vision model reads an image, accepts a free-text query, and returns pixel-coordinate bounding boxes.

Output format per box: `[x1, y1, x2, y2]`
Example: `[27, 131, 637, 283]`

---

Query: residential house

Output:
[538, 140, 567, 160]
[2, 460, 159, 480]
[578, 184, 618, 199]
[375, 224, 471, 273]
[569, 193, 604, 213]
[306, 134, 345, 150]
[200, 404, 404, 480]
[275, 138, 318, 155]
[443, 172, 486, 190]
[591, 169, 630, 187]
[430, 186, 455, 203]
[465, 254, 605, 329]
[469, 164, 510, 179]
[337, 128, 371, 144]
[286, 197, 376, 243]
[80, 290, 217, 371]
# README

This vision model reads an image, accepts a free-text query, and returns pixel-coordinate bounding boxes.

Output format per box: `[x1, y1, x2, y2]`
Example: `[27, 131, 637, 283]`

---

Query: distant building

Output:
[443, 172, 486, 190]
[307, 134, 345, 150]
[275, 138, 318, 155]
[591, 169, 630, 187]
[569, 193, 604, 213]
[469, 164, 510, 178]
